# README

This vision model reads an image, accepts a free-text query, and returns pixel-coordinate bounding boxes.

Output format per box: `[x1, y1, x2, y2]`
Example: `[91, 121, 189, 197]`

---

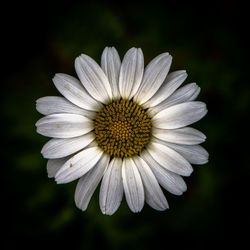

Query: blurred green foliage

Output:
[3, 1, 249, 249]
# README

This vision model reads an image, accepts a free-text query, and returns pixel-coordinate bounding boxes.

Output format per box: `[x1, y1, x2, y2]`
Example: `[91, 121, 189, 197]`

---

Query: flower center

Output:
[94, 99, 152, 158]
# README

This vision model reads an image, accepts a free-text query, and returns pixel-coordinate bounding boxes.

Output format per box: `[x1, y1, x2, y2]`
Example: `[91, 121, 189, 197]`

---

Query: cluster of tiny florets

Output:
[94, 99, 152, 158]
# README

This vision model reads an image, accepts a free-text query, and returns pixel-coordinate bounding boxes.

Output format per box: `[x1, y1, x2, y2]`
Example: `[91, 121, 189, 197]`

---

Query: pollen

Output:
[94, 99, 152, 158]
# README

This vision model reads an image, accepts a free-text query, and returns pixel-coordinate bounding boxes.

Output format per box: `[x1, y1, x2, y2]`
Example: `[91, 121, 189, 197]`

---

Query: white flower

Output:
[36, 47, 208, 215]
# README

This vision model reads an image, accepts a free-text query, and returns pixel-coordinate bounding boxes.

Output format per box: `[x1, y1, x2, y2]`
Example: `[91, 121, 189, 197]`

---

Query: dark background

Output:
[3, 0, 249, 249]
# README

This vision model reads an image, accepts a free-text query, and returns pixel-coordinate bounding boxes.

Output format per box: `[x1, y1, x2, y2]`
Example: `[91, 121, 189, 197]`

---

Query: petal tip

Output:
[100, 207, 114, 216]
[55, 177, 64, 184]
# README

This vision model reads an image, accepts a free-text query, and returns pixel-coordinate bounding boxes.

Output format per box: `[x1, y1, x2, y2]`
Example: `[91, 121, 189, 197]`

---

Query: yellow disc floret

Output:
[94, 99, 152, 158]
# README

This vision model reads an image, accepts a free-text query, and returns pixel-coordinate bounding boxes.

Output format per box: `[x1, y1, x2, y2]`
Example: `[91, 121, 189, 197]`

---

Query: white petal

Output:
[99, 158, 123, 215]
[147, 141, 193, 176]
[75, 54, 112, 103]
[152, 101, 207, 129]
[46, 157, 70, 178]
[101, 47, 121, 99]
[74, 153, 110, 211]
[133, 156, 169, 211]
[161, 141, 209, 165]
[36, 96, 95, 119]
[148, 83, 200, 116]
[141, 150, 187, 195]
[55, 147, 103, 183]
[122, 158, 144, 213]
[153, 127, 206, 145]
[118, 48, 144, 99]
[133, 53, 172, 104]
[53, 73, 101, 111]
[36, 114, 93, 138]
[41, 133, 95, 159]
[144, 70, 187, 108]
[189, 85, 201, 101]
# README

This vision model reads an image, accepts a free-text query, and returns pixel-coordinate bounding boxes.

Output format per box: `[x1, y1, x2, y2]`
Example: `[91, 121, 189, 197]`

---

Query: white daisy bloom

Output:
[36, 47, 208, 215]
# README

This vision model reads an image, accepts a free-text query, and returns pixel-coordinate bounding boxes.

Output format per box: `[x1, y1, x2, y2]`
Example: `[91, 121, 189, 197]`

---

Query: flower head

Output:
[36, 47, 208, 215]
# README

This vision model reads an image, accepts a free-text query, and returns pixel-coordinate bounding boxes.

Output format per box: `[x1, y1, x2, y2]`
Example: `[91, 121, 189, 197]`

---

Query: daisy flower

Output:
[36, 47, 208, 215]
